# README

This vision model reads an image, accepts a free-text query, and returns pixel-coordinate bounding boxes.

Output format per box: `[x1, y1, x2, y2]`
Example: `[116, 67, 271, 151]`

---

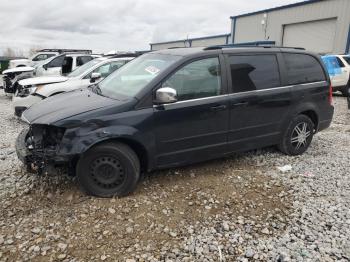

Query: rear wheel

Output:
[341, 86, 349, 97]
[278, 115, 314, 155]
[76, 142, 140, 197]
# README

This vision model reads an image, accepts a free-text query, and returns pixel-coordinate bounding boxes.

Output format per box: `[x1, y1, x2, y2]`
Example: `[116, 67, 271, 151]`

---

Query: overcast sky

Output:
[0, 0, 301, 55]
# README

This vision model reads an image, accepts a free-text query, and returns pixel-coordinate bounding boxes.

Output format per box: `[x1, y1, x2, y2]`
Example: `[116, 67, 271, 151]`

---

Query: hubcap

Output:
[291, 122, 311, 150]
[90, 156, 125, 189]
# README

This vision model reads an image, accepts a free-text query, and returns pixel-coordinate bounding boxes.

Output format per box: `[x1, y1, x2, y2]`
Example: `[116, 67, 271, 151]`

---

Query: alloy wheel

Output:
[291, 122, 311, 150]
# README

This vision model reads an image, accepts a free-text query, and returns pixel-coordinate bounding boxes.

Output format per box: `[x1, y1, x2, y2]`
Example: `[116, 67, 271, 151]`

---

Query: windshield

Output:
[68, 58, 102, 77]
[34, 55, 58, 69]
[98, 53, 181, 99]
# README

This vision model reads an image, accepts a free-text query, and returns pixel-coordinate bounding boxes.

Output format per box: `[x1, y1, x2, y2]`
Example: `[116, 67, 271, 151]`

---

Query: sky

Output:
[0, 0, 302, 55]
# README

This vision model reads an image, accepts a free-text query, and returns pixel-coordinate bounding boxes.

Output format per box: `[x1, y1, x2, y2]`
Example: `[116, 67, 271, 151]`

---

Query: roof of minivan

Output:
[152, 46, 311, 56]
[152, 47, 205, 56]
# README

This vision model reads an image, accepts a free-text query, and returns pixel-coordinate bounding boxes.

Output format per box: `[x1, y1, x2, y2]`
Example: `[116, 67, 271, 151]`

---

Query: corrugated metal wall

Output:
[283, 18, 337, 53]
[150, 41, 186, 51]
[191, 36, 228, 47]
[232, 0, 350, 53]
[150, 34, 230, 50]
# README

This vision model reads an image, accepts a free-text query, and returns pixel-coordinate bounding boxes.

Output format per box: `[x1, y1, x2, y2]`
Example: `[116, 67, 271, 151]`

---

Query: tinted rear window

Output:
[228, 54, 280, 93]
[283, 53, 326, 85]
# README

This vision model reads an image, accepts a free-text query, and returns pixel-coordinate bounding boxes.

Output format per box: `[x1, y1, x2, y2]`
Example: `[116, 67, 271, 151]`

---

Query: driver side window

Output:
[48, 56, 65, 68]
[162, 57, 221, 101]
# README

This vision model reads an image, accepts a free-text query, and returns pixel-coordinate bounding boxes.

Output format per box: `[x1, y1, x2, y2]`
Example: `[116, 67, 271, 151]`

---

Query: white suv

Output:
[322, 55, 350, 96]
[12, 56, 135, 116]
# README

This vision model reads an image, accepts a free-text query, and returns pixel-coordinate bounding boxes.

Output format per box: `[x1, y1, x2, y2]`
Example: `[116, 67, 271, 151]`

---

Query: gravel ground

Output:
[0, 90, 349, 261]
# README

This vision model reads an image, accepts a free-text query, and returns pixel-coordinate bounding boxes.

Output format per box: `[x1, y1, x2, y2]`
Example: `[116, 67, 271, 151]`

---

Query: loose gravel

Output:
[0, 90, 349, 261]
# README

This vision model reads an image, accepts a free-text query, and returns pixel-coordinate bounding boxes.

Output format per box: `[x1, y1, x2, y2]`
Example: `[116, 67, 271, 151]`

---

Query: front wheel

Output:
[76, 142, 140, 197]
[278, 115, 314, 155]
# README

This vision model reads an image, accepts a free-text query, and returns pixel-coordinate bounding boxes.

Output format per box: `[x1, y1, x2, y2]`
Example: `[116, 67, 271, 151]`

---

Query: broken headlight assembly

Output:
[25, 124, 66, 152]
[16, 85, 43, 97]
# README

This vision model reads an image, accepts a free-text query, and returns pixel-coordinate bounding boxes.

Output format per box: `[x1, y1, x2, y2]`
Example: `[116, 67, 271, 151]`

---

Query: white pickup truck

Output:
[9, 49, 94, 69]
[9, 52, 58, 68]
[34, 53, 99, 77]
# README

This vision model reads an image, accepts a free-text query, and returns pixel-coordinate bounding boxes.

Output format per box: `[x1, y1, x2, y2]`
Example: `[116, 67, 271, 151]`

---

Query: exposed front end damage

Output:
[2, 67, 34, 94]
[15, 89, 145, 177]
[16, 124, 67, 174]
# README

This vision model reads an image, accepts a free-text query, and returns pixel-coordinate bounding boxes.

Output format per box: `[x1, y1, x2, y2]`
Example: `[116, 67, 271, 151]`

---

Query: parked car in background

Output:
[322, 55, 350, 96]
[12, 55, 135, 116]
[8, 49, 93, 69]
[16, 46, 334, 197]
[1, 66, 35, 95]
[9, 52, 58, 69]
[34, 53, 99, 77]
[338, 55, 350, 97]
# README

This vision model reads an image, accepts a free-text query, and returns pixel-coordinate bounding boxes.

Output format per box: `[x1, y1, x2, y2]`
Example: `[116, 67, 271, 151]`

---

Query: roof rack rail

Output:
[107, 53, 139, 58]
[204, 41, 305, 51]
[277, 46, 305, 50]
[204, 41, 275, 50]
[104, 51, 150, 58]
[37, 49, 92, 54]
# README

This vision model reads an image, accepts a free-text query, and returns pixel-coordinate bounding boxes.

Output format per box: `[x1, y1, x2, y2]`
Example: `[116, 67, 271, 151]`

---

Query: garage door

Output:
[282, 19, 336, 54]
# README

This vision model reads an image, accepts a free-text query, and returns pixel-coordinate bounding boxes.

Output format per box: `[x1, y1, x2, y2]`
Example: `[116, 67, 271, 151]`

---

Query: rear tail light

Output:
[328, 84, 333, 105]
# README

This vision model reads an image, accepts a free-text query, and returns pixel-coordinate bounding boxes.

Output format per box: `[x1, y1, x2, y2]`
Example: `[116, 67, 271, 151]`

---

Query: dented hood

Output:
[3, 66, 34, 74]
[19, 76, 68, 86]
[22, 89, 126, 125]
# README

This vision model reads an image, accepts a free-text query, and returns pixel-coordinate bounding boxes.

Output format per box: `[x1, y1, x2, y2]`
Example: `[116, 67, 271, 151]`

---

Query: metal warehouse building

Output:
[231, 0, 350, 54]
[150, 0, 350, 54]
[150, 33, 231, 51]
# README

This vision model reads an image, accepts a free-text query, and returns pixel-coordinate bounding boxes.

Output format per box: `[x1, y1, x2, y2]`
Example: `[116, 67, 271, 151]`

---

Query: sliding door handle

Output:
[210, 105, 227, 111]
[232, 101, 249, 107]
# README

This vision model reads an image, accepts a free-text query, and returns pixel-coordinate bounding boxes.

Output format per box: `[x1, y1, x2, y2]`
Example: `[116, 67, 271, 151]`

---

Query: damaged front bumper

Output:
[12, 94, 43, 117]
[15, 126, 71, 173]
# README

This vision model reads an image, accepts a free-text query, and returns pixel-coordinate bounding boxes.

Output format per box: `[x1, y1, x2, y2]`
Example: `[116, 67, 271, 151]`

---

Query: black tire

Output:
[76, 142, 140, 197]
[278, 115, 314, 156]
[341, 86, 349, 97]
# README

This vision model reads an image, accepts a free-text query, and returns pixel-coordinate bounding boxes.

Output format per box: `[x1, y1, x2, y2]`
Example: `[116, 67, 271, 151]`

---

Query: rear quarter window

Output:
[283, 53, 326, 85]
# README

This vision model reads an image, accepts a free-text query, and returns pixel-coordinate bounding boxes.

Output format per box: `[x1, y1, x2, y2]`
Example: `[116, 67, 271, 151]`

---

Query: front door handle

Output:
[232, 101, 249, 107]
[210, 105, 227, 111]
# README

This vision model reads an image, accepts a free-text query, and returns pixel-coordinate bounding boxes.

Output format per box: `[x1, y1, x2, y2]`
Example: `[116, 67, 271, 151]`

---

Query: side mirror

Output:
[43, 64, 48, 70]
[155, 87, 177, 104]
[90, 72, 102, 83]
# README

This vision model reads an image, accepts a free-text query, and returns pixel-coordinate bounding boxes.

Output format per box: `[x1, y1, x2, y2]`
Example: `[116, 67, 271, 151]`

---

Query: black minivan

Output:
[16, 46, 334, 197]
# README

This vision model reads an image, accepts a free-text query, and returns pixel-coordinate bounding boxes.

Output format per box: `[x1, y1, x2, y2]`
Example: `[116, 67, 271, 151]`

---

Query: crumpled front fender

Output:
[57, 124, 155, 161]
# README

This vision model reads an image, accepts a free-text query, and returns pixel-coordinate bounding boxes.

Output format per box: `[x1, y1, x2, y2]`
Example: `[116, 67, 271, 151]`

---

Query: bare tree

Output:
[28, 46, 43, 56]
[3, 47, 16, 57]
[1, 46, 43, 58]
